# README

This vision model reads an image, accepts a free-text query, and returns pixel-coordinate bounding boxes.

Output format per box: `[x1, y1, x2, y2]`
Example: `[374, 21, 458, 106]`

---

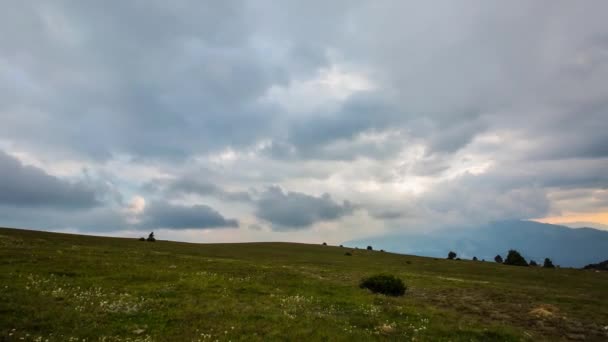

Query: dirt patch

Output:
[529, 304, 558, 319]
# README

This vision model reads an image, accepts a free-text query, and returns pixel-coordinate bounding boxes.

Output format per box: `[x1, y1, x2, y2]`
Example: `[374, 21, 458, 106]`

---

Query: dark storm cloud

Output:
[255, 186, 354, 230]
[0, 150, 99, 209]
[140, 201, 238, 230]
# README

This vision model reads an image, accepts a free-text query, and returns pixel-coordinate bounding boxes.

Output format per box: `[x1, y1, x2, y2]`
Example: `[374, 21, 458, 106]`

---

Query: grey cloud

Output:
[0, 150, 99, 209]
[145, 176, 252, 202]
[3, 1, 608, 164]
[140, 201, 238, 230]
[255, 186, 355, 230]
[0, 205, 127, 232]
[167, 178, 252, 202]
[1, 1, 608, 235]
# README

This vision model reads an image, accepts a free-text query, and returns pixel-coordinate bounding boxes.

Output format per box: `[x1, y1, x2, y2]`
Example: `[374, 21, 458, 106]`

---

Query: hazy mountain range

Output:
[346, 220, 608, 268]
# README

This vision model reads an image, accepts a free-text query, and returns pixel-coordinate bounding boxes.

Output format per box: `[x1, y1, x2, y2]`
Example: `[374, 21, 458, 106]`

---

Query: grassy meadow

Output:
[1, 227, 607, 341]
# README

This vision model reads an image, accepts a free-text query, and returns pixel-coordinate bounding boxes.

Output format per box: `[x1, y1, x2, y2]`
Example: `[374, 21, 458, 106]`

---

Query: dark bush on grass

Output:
[345, 252, 352, 256]
[543, 258, 555, 268]
[504, 249, 528, 266]
[359, 274, 406, 296]
[138, 237, 145, 241]
[322, 242, 327, 246]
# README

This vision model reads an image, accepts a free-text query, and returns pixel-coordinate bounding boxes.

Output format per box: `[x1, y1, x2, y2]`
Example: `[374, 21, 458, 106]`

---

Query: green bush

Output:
[359, 274, 406, 296]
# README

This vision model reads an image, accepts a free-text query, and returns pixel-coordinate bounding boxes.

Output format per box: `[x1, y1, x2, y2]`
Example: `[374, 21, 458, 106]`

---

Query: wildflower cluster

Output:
[23, 274, 146, 314]
[274, 294, 316, 319]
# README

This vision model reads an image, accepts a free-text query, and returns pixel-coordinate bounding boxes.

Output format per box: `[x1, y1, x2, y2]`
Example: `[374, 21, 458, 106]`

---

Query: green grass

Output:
[1, 228, 607, 341]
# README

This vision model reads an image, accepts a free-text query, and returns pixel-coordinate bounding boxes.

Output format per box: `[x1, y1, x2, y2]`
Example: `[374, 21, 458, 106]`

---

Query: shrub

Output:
[494, 255, 503, 263]
[138, 237, 145, 241]
[344, 252, 352, 256]
[359, 274, 406, 296]
[147, 232, 156, 242]
[367, 245, 373, 251]
[447, 251, 457, 260]
[339, 245, 343, 247]
[529, 260, 538, 266]
[473, 256, 478, 261]
[543, 258, 555, 268]
[322, 242, 327, 246]
[405, 260, 412, 264]
[380, 249, 385, 252]
[504, 250, 528, 266]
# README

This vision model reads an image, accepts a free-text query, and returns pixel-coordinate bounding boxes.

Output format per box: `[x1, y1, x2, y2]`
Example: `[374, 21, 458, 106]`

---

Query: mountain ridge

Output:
[346, 220, 608, 268]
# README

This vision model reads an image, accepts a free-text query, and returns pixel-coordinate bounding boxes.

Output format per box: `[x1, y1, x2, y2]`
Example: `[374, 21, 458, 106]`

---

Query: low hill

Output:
[347, 220, 608, 267]
[1, 227, 607, 341]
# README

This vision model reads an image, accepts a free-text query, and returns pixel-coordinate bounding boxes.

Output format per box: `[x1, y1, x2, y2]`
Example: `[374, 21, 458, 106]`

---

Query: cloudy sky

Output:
[1, 1, 607, 243]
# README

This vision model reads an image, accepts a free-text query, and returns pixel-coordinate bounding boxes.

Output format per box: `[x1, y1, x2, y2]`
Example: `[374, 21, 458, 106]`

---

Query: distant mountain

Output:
[345, 220, 608, 268]
[561, 222, 608, 230]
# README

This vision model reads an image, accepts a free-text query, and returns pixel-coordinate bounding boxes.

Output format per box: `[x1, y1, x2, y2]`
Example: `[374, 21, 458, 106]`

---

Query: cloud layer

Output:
[1, 1, 607, 241]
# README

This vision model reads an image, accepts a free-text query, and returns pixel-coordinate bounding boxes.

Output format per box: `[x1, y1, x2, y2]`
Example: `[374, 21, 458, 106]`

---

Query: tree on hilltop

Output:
[504, 250, 528, 266]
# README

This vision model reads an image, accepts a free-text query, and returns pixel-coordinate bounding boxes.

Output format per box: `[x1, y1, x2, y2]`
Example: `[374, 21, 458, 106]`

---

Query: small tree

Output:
[504, 250, 528, 266]
[494, 255, 503, 263]
[543, 258, 555, 268]
[367, 245, 373, 251]
[138, 237, 145, 241]
[147, 232, 156, 242]
[447, 251, 457, 260]
[529, 260, 538, 266]
[322, 242, 327, 246]
[472, 256, 478, 261]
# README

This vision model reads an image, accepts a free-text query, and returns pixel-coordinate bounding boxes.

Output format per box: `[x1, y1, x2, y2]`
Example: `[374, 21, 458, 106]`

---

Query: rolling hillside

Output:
[1, 227, 607, 341]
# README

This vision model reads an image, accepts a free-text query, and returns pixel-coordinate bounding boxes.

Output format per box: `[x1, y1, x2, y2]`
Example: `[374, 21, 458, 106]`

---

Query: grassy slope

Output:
[1, 228, 607, 341]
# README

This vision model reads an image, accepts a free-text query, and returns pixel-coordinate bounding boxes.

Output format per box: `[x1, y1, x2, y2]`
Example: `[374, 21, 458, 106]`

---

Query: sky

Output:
[1, 1, 607, 244]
